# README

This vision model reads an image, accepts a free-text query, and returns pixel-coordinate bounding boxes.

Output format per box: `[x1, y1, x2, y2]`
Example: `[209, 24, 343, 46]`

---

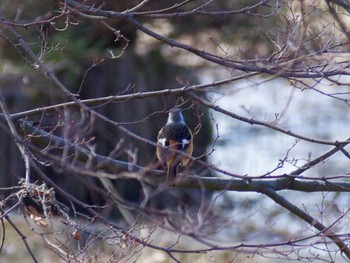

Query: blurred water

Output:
[208, 77, 350, 177]
[200, 74, 350, 261]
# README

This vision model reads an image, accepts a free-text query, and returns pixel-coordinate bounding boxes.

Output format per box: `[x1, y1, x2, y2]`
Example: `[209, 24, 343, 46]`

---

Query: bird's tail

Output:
[167, 164, 178, 183]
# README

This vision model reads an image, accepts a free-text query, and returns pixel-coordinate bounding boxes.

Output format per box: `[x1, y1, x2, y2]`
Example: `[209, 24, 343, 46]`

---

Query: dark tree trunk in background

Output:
[79, 48, 212, 210]
[0, 5, 213, 215]
[0, 49, 212, 213]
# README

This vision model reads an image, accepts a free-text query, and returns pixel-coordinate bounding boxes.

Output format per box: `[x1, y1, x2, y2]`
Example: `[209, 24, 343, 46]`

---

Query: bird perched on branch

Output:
[156, 107, 193, 182]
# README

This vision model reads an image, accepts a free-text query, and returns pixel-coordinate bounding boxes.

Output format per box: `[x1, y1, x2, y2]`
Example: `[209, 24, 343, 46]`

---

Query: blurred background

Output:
[1, 1, 350, 262]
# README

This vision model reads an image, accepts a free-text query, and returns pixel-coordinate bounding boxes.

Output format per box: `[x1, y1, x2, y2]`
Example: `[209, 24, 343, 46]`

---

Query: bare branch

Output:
[260, 186, 350, 259]
[16, 118, 350, 193]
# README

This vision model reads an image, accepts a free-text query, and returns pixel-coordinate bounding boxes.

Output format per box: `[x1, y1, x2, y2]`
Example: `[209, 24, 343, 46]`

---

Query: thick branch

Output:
[16, 119, 350, 193]
[66, 0, 350, 79]
[177, 176, 350, 192]
[260, 186, 350, 260]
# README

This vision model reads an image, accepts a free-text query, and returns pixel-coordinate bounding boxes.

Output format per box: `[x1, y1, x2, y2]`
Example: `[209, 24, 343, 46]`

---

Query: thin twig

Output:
[188, 92, 349, 146]
[0, 207, 39, 263]
[260, 186, 350, 260]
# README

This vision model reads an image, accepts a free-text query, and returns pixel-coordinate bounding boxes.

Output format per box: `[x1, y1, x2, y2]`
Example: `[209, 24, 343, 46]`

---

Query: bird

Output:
[156, 107, 193, 182]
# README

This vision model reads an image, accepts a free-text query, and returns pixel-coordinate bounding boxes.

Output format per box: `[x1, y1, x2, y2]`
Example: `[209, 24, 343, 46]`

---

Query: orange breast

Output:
[156, 138, 193, 168]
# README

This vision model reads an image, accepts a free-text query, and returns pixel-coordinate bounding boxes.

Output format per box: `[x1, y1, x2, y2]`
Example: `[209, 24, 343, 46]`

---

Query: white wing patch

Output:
[181, 139, 190, 150]
[182, 139, 190, 145]
[158, 138, 167, 146]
